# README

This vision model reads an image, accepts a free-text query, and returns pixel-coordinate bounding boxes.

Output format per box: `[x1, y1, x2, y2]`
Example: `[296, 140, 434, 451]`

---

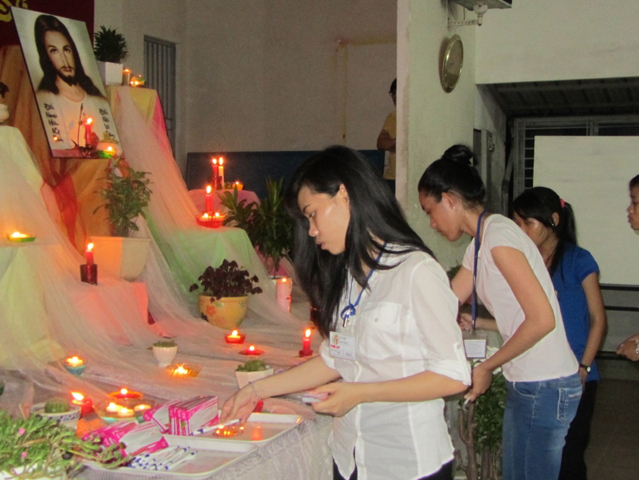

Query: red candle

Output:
[85, 243, 94, 266]
[205, 185, 213, 213]
[225, 329, 246, 344]
[71, 392, 93, 417]
[84, 117, 93, 146]
[211, 212, 225, 228]
[211, 157, 219, 188]
[299, 328, 313, 357]
[240, 345, 264, 356]
[110, 388, 142, 400]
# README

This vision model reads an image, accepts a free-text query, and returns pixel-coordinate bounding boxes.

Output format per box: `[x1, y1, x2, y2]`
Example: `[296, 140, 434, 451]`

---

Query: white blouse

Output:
[320, 248, 471, 480]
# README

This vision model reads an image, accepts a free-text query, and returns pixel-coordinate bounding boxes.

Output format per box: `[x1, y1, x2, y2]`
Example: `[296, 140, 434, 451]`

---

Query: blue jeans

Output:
[502, 373, 582, 480]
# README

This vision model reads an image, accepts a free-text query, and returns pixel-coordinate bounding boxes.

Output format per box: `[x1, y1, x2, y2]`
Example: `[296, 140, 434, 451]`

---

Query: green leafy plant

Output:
[93, 26, 128, 63]
[189, 259, 263, 300]
[94, 160, 152, 237]
[43, 399, 70, 414]
[153, 339, 177, 348]
[0, 410, 127, 479]
[219, 179, 293, 274]
[236, 359, 270, 372]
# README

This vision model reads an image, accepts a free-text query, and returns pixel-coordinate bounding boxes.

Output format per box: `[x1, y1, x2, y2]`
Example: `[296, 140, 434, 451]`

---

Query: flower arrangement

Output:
[189, 260, 262, 301]
[0, 410, 126, 478]
[94, 159, 152, 237]
[93, 26, 128, 64]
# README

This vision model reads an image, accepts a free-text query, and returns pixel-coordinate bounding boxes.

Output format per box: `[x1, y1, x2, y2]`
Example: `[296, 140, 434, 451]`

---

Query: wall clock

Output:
[441, 35, 464, 93]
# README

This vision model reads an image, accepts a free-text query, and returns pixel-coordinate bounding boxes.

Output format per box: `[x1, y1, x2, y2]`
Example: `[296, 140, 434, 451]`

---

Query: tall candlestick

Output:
[84, 118, 93, 146]
[276, 277, 292, 311]
[122, 68, 131, 86]
[85, 243, 94, 266]
[205, 185, 213, 213]
[299, 328, 313, 357]
[211, 157, 219, 189]
[218, 157, 225, 189]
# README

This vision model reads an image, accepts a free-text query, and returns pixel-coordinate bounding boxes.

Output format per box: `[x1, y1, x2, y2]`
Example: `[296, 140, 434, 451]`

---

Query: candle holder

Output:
[225, 330, 246, 344]
[196, 213, 226, 229]
[64, 357, 86, 376]
[122, 68, 132, 86]
[166, 363, 202, 377]
[7, 232, 35, 243]
[80, 264, 98, 285]
[71, 392, 94, 417]
[240, 346, 264, 356]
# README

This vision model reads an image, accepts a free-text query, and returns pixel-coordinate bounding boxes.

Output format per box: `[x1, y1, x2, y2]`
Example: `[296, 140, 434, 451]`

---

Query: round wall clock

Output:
[441, 35, 464, 93]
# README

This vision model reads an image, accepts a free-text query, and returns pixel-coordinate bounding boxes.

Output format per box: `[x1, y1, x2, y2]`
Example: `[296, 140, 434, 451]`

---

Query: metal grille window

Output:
[512, 115, 639, 198]
[144, 36, 177, 153]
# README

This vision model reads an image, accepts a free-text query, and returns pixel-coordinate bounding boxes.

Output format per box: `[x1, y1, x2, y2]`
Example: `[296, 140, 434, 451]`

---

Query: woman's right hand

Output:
[459, 313, 498, 332]
[220, 385, 259, 424]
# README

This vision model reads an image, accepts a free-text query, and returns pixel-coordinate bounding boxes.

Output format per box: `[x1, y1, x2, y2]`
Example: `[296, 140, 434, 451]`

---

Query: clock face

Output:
[441, 35, 464, 93]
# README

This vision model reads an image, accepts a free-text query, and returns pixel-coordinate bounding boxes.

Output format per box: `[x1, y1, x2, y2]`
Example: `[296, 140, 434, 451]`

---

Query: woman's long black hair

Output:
[512, 186, 577, 276]
[285, 145, 433, 338]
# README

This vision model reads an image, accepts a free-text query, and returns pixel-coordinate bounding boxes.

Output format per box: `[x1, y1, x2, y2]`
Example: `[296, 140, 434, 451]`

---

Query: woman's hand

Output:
[464, 363, 493, 402]
[309, 382, 363, 418]
[616, 334, 639, 361]
[220, 385, 259, 424]
[459, 313, 498, 332]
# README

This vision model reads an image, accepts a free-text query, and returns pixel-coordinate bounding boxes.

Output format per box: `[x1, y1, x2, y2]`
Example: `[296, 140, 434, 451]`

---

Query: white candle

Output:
[218, 157, 225, 189]
[276, 277, 292, 312]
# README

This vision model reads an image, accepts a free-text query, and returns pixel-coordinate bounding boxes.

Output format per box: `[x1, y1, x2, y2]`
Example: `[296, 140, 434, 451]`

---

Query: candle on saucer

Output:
[240, 345, 264, 356]
[225, 330, 246, 344]
[117, 407, 135, 418]
[233, 181, 244, 190]
[299, 328, 313, 357]
[64, 356, 86, 376]
[110, 388, 142, 400]
[105, 402, 122, 414]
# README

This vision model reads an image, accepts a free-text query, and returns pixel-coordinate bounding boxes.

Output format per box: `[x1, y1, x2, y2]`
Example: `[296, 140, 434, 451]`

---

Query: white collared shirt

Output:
[320, 248, 471, 480]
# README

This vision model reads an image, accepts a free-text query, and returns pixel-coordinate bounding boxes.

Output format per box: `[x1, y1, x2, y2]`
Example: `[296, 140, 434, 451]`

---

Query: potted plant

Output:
[152, 339, 178, 368]
[0, 409, 126, 479]
[93, 26, 128, 86]
[189, 259, 262, 329]
[92, 159, 152, 280]
[235, 359, 273, 389]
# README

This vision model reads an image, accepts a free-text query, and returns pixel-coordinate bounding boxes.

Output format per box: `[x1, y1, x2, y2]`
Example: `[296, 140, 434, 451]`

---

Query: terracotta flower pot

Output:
[198, 295, 249, 329]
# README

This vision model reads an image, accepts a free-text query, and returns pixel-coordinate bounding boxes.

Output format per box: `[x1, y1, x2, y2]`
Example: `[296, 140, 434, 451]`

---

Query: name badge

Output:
[463, 330, 487, 359]
[329, 332, 357, 361]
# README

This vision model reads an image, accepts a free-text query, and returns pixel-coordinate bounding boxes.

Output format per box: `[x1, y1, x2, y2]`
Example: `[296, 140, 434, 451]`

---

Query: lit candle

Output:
[218, 157, 225, 189]
[106, 402, 122, 413]
[117, 407, 135, 418]
[66, 356, 83, 367]
[52, 134, 61, 142]
[240, 345, 264, 356]
[64, 356, 86, 376]
[225, 330, 246, 344]
[110, 388, 142, 400]
[299, 328, 313, 357]
[205, 185, 213, 213]
[233, 181, 244, 190]
[71, 392, 93, 417]
[211, 212, 225, 228]
[201, 213, 211, 221]
[85, 243, 94, 266]
[122, 68, 131, 85]
[276, 277, 292, 312]
[134, 404, 152, 412]
[84, 117, 93, 146]
[211, 157, 219, 188]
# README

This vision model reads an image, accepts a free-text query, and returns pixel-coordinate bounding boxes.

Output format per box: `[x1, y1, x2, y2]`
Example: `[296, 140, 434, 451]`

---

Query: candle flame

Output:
[212, 157, 217, 165]
[231, 330, 238, 336]
[106, 146, 114, 152]
[174, 365, 189, 375]
[120, 388, 128, 395]
[87, 243, 94, 252]
[71, 392, 84, 401]
[123, 68, 131, 73]
[248, 345, 255, 351]
[305, 328, 312, 338]
[86, 117, 93, 126]
[52, 135, 60, 141]
[106, 402, 122, 412]
[214, 212, 220, 218]
[10, 232, 28, 239]
[219, 157, 224, 165]
[206, 185, 212, 194]
[202, 213, 210, 220]
[66, 356, 84, 366]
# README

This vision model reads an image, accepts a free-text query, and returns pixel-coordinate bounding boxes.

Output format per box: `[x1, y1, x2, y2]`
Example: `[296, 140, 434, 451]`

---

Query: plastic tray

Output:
[175, 413, 303, 445]
[85, 435, 257, 479]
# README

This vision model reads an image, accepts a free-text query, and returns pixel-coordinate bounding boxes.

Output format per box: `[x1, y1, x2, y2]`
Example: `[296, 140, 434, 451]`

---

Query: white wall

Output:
[398, 1, 476, 269]
[476, 0, 639, 84]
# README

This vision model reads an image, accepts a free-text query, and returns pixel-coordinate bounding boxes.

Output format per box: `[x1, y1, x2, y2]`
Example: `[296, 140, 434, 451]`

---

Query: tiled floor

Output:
[585, 377, 639, 480]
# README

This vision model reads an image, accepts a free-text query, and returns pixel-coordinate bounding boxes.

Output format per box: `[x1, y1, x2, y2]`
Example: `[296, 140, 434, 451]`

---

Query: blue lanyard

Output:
[471, 211, 487, 331]
[340, 245, 386, 326]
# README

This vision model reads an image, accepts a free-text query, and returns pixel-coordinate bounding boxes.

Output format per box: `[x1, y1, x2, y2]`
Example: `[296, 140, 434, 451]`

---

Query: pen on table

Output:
[193, 418, 240, 435]
[164, 451, 198, 471]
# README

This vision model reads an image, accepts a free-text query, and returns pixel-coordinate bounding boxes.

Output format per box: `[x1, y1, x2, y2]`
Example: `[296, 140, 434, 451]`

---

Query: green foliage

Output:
[94, 161, 152, 237]
[219, 179, 293, 274]
[0, 410, 127, 478]
[153, 339, 177, 348]
[43, 399, 70, 414]
[473, 369, 506, 454]
[236, 359, 270, 372]
[93, 26, 128, 63]
[189, 259, 263, 300]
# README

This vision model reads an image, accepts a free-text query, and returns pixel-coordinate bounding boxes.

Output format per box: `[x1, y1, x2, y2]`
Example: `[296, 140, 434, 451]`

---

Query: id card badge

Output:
[329, 332, 357, 361]
[463, 330, 487, 359]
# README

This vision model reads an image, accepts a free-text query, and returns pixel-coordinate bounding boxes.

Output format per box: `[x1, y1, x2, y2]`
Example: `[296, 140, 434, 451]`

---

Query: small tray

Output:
[177, 413, 303, 445]
[85, 436, 256, 479]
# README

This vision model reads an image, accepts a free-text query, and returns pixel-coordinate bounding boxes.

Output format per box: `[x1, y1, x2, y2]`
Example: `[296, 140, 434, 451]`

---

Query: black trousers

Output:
[558, 380, 598, 480]
[333, 460, 453, 480]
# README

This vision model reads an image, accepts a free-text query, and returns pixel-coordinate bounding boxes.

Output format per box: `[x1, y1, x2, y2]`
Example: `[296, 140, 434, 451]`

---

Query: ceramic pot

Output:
[198, 295, 249, 329]
[152, 345, 178, 367]
[97, 61, 123, 86]
[32, 402, 81, 431]
[235, 368, 274, 389]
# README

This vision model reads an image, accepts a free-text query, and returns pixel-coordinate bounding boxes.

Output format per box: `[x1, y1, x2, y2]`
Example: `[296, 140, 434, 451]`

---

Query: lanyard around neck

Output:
[340, 244, 386, 326]
[471, 211, 488, 331]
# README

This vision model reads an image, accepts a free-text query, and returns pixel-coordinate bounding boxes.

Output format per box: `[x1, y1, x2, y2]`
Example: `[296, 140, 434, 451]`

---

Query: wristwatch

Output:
[579, 363, 591, 373]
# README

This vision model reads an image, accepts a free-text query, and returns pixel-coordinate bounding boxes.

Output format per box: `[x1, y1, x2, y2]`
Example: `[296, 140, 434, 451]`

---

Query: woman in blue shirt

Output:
[513, 187, 607, 480]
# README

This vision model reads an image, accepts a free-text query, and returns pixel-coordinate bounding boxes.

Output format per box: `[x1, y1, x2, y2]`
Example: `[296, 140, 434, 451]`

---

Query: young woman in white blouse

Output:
[222, 145, 470, 480]
[417, 146, 582, 480]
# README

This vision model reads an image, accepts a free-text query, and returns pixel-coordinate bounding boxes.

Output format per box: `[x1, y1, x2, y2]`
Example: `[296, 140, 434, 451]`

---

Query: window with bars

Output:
[144, 36, 177, 153]
[512, 115, 639, 198]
